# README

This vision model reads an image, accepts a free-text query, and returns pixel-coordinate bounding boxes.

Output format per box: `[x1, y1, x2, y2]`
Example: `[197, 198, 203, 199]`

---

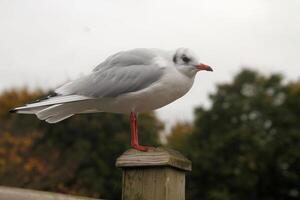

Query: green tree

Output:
[168, 69, 300, 200]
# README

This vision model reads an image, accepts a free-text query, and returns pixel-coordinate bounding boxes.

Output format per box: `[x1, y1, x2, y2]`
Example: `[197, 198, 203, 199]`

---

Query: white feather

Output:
[13, 95, 93, 112]
[35, 100, 101, 123]
[36, 104, 63, 120]
[46, 114, 74, 124]
[15, 106, 49, 114]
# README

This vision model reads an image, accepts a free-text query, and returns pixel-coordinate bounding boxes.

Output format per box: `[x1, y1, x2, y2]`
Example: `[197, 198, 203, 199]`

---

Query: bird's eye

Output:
[182, 55, 191, 63]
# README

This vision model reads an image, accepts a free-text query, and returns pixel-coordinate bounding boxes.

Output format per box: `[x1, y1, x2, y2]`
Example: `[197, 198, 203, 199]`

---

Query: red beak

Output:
[195, 64, 213, 72]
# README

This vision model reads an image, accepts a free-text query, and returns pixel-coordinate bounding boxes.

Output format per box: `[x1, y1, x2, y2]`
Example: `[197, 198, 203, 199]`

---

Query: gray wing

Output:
[93, 48, 157, 71]
[56, 49, 164, 97]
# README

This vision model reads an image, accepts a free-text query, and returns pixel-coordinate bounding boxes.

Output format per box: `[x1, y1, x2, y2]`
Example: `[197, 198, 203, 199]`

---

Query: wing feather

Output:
[56, 49, 165, 97]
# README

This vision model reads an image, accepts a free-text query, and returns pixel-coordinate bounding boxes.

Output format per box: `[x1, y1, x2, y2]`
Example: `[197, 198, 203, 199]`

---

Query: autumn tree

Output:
[166, 122, 192, 151]
[0, 88, 162, 200]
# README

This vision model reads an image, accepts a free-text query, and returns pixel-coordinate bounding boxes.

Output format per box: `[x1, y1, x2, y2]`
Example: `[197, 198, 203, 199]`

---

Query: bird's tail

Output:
[10, 94, 95, 123]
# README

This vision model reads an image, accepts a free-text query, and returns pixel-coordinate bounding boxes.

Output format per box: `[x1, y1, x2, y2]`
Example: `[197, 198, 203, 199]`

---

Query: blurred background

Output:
[0, 0, 299, 199]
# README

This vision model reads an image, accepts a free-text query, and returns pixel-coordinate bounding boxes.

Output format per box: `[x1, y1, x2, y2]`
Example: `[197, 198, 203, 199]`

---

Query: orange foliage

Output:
[0, 88, 43, 119]
[0, 131, 45, 173]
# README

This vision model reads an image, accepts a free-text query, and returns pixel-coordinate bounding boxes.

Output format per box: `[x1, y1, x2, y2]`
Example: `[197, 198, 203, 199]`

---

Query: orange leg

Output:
[130, 112, 148, 151]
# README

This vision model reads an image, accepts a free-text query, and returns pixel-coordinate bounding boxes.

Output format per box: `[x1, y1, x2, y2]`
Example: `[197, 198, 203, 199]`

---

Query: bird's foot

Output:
[131, 144, 149, 152]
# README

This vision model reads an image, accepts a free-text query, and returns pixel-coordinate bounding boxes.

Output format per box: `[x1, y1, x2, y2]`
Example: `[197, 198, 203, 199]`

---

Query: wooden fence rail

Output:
[0, 186, 103, 200]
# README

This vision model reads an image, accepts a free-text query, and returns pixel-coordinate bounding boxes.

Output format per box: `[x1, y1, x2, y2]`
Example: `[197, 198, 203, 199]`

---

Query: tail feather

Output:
[11, 94, 93, 114]
[10, 94, 98, 123]
[45, 114, 74, 124]
[13, 95, 93, 111]
[36, 104, 63, 120]
[10, 106, 49, 114]
[37, 103, 77, 123]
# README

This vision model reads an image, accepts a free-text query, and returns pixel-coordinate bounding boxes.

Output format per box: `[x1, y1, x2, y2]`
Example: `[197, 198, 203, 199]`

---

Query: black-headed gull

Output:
[10, 48, 213, 151]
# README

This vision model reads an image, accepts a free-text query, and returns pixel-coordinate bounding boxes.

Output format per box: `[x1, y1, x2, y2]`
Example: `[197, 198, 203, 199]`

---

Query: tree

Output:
[166, 122, 192, 151]
[0, 88, 43, 132]
[168, 69, 300, 200]
[0, 88, 163, 200]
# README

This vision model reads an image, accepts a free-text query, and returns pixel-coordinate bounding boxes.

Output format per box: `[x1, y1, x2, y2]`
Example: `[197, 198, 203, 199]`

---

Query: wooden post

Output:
[116, 147, 192, 200]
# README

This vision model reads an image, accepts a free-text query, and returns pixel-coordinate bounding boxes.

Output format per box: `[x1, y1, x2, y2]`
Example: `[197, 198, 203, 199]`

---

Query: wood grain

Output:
[116, 147, 191, 171]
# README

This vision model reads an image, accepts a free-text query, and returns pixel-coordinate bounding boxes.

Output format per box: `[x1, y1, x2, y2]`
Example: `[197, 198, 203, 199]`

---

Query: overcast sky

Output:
[0, 0, 299, 128]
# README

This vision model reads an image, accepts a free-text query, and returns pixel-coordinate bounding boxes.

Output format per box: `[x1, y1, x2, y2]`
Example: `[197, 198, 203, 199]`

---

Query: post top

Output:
[116, 147, 192, 171]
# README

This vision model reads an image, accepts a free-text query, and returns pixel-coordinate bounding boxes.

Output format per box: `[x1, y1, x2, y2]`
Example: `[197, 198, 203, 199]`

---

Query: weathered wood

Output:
[0, 186, 103, 200]
[116, 147, 191, 171]
[116, 147, 192, 200]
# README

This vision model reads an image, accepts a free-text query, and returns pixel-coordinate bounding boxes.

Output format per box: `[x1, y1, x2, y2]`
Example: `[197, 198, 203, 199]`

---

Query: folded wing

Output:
[56, 49, 164, 97]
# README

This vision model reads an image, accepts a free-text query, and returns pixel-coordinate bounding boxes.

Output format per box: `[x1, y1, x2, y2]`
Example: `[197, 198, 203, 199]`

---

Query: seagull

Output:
[10, 48, 213, 151]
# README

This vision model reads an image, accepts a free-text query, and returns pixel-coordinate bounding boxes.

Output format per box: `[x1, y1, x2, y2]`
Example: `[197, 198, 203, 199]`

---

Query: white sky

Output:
[0, 0, 299, 128]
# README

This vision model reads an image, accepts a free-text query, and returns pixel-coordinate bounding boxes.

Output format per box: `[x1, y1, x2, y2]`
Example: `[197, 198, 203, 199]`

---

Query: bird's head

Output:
[173, 48, 213, 77]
